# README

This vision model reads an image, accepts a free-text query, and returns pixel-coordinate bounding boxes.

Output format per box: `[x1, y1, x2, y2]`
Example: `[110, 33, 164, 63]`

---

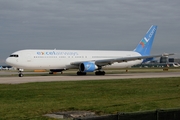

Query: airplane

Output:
[172, 62, 180, 67]
[6, 25, 173, 77]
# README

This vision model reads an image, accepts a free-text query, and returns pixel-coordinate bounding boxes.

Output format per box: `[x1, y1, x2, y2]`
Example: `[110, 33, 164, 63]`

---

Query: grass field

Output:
[0, 77, 180, 120]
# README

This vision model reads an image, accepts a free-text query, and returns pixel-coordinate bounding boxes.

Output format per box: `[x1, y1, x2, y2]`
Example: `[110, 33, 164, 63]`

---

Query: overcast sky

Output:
[0, 0, 180, 65]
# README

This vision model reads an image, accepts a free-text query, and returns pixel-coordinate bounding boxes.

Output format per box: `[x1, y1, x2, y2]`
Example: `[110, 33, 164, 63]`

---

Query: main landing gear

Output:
[95, 71, 105, 75]
[95, 66, 105, 75]
[18, 68, 24, 77]
[77, 66, 106, 75]
[77, 71, 87, 75]
[76, 71, 105, 75]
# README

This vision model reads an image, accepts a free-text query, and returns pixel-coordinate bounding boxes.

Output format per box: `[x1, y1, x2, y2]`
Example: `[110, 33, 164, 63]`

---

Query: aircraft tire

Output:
[77, 71, 87, 75]
[19, 73, 23, 77]
[95, 71, 105, 75]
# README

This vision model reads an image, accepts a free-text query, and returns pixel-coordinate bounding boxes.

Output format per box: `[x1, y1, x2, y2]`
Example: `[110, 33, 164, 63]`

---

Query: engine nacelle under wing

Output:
[79, 62, 98, 72]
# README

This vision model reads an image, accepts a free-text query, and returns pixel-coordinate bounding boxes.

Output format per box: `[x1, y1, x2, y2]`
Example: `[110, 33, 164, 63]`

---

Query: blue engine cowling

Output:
[79, 62, 98, 72]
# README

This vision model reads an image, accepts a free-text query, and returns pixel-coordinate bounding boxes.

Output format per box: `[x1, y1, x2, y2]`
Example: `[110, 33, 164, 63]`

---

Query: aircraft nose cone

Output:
[6, 57, 11, 65]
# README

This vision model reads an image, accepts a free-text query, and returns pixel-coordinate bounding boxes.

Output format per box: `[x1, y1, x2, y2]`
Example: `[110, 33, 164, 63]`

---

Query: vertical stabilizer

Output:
[134, 25, 157, 56]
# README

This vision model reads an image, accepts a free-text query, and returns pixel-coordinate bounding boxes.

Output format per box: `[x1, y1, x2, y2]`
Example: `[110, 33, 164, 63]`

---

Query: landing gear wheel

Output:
[77, 71, 87, 75]
[18, 68, 24, 77]
[19, 73, 23, 77]
[95, 71, 105, 75]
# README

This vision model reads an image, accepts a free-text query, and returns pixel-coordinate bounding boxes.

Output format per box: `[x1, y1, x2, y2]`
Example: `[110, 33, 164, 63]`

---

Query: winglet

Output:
[162, 53, 175, 57]
[134, 25, 157, 56]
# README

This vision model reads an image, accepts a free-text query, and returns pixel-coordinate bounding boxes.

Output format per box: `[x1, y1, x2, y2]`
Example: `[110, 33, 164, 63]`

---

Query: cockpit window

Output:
[9, 54, 19, 57]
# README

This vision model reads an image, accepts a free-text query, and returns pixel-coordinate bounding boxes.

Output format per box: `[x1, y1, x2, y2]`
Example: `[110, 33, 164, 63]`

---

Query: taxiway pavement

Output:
[0, 72, 180, 84]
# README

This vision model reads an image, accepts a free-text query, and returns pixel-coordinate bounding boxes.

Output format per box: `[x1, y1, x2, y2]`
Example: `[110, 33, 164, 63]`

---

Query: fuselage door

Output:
[27, 53, 32, 62]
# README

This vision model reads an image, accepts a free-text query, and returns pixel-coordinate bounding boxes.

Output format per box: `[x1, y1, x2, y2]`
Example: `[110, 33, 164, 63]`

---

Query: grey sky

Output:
[0, 0, 180, 65]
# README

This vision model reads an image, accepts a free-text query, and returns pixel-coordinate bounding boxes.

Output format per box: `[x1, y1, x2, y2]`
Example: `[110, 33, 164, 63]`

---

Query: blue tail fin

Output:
[134, 25, 157, 56]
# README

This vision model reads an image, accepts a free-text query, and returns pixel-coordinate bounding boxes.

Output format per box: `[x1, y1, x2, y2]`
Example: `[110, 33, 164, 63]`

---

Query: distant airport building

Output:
[168, 58, 180, 63]
[160, 56, 168, 63]
[168, 58, 174, 62]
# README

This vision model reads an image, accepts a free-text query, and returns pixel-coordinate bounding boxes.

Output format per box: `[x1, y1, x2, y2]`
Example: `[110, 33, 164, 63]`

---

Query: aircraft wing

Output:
[71, 53, 174, 66]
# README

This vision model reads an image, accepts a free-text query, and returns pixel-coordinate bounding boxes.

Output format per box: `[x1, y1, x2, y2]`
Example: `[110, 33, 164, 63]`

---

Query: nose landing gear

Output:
[18, 68, 24, 77]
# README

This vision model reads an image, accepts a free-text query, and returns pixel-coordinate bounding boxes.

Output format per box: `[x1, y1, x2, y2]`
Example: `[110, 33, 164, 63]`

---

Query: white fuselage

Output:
[6, 49, 143, 70]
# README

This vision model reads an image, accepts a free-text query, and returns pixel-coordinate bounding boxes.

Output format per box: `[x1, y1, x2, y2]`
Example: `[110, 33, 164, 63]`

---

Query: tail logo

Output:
[140, 27, 156, 48]
[140, 39, 146, 48]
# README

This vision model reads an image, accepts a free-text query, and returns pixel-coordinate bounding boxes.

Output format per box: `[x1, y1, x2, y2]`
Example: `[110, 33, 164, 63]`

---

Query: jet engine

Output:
[79, 62, 98, 72]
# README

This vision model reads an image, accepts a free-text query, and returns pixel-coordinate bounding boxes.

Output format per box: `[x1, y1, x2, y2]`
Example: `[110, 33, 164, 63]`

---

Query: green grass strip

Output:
[0, 77, 180, 120]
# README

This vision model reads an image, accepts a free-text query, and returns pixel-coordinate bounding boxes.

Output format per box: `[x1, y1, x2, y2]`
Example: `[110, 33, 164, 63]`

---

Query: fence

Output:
[118, 108, 180, 120]
[74, 108, 180, 120]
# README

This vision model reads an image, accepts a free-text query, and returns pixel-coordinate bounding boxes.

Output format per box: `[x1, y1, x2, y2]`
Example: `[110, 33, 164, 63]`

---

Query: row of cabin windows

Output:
[10, 55, 118, 59]
[33, 56, 88, 58]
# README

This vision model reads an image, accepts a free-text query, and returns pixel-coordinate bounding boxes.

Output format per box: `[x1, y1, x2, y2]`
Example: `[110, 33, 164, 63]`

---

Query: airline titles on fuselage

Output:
[36, 51, 79, 56]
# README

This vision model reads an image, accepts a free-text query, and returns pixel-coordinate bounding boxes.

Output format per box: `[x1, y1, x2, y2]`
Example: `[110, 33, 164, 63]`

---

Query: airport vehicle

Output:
[0, 66, 13, 70]
[6, 25, 173, 77]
